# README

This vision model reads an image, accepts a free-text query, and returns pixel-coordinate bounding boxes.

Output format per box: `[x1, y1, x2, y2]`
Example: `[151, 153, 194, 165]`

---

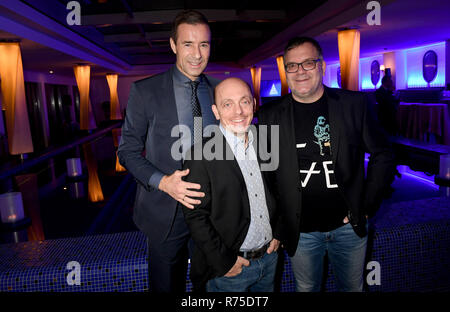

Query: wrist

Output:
[158, 175, 168, 192]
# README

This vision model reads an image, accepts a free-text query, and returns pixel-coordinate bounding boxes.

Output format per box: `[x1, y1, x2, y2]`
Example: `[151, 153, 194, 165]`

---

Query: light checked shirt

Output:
[219, 124, 272, 251]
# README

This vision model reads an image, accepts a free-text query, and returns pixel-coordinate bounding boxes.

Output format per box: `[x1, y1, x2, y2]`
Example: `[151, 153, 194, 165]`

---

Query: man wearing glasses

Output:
[257, 37, 394, 291]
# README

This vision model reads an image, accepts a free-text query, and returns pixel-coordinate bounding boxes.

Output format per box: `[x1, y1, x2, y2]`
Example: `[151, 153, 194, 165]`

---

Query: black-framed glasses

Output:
[285, 59, 322, 73]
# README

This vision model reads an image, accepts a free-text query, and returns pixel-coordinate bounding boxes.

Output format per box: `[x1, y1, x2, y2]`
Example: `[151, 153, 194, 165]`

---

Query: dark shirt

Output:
[292, 94, 348, 232]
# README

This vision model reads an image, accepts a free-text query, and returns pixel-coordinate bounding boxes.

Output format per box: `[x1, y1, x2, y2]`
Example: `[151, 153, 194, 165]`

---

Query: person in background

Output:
[118, 10, 220, 292]
[375, 75, 400, 136]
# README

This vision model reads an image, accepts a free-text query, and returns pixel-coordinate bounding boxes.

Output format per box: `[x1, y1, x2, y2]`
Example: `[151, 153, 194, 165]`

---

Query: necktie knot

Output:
[190, 80, 200, 92]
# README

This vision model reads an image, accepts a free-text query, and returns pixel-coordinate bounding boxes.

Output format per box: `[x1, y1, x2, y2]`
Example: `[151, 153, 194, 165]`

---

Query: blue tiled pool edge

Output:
[1, 197, 449, 292]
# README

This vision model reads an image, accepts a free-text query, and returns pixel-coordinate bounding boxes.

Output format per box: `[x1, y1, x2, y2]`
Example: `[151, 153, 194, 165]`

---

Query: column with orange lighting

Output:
[250, 67, 262, 107]
[0, 42, 34, 155]
[73, 65, 97, 130]
[106, 74, 123, 120]
[276, 55, 289, 96]
[338, 29, 360, 91]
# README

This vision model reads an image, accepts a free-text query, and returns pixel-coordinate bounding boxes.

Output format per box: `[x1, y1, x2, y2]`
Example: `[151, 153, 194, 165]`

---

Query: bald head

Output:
[214, 77, 253, 104]
[212, 77, 256, 137]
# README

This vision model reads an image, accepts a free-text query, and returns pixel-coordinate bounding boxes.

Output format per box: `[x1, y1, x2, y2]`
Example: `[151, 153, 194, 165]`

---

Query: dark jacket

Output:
[182, 130, 282, 289]
[117, 66, 220, 243]
[375, 86, 400, 135]
[257, 86, 395, 257]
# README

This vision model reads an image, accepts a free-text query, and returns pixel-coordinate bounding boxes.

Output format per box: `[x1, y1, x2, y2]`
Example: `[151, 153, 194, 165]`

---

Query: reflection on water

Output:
[0, 129, 136, 244]
[15, 174, 45, 242]
[82, 142, 104, 203]
[68, 181, 85, 199]
[1, 229, 28, 244]
[112, 129, 126, 173]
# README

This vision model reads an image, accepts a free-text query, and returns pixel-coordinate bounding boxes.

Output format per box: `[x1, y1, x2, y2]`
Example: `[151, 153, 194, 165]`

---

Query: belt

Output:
[238, 243, 270, 260]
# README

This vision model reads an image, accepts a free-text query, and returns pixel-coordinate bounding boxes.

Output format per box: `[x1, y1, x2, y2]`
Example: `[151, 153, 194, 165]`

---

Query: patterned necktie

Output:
[190, 80, 202, 144]
[190, 80, 202, 117]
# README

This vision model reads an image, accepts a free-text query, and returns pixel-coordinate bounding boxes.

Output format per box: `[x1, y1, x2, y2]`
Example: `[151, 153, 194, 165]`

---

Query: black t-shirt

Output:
[292, 94, 348, 232]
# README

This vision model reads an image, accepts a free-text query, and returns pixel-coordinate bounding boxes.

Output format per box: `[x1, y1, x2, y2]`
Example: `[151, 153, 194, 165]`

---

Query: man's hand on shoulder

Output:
[158, 169, 205, 209]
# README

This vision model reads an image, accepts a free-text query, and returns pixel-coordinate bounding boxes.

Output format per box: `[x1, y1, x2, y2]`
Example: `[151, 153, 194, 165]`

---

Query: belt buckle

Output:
[248, 243, 269, 260]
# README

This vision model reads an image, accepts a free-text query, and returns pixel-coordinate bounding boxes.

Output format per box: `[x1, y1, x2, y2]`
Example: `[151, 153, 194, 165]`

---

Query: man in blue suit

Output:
[118, 10, 220, 292]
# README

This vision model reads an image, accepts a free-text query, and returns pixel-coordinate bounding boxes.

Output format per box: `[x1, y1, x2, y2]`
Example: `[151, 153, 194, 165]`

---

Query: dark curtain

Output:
[45, 84, 72, 146]
[25, 82, 46, 153]
[72, 85, 80, 124]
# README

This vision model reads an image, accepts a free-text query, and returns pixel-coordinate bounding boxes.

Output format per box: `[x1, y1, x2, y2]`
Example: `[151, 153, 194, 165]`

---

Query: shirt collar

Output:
[219, 124, 253, 152]
[172, 65, 203, 85]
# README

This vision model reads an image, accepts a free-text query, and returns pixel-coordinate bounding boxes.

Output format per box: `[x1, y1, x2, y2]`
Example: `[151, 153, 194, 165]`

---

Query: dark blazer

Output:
[182, 130, 282, 289]
[375, 86, 399, 135]
[118, 66, 220, 243]
[257, 86, 395, 257]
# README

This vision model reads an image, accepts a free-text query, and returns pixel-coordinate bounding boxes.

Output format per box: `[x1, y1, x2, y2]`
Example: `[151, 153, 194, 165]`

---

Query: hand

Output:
[266, 239, 280, 254]
[343, 216, 368, 223]
[158, 169, 205, 209]
[224, 256, 250, 277]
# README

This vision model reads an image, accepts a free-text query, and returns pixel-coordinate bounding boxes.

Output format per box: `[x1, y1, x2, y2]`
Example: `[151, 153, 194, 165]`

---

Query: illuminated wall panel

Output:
[406, 42, 445, 88]
[360, 55, 383, 90]
[324, 63, 340, 88]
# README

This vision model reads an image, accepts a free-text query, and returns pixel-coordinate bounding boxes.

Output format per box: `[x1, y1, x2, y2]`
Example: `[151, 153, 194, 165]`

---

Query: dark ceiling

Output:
[23, 0, 327, 66]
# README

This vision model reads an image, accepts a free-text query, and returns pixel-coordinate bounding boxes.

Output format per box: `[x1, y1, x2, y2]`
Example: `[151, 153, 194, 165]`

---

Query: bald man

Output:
[181, 78, 282, 292]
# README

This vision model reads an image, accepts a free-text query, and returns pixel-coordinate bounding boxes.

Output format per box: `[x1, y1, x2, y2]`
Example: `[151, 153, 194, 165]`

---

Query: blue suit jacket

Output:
[118, 66, 220, 243]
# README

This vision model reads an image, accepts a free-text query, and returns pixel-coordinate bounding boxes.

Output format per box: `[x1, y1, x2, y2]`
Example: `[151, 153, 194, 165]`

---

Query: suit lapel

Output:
[252, 126, 276, 213]
[160, 67, 182, 168]
[280, 96, 301, 187]
[325, 87, 342, 164]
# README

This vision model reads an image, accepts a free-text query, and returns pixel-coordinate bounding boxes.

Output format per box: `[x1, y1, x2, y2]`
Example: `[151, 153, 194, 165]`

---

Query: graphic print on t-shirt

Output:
[297, 115, 335, 189]
[293, 95, 347, 232]
[313, 116, 330, 156]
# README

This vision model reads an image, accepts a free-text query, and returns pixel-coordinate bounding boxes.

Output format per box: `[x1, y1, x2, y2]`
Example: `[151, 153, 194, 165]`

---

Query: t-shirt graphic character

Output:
[313, 116, 330, 156]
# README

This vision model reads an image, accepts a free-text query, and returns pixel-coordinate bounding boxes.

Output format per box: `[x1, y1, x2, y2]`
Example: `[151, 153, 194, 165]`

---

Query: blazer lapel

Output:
[325, 87, 342, 165]
[279, 96, 301, 187]
[160, 67, 182, 169]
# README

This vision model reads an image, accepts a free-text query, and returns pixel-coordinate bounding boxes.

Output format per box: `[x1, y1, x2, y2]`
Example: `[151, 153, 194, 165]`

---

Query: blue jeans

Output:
[206, 251, 278, 292]
[290, 223, 368, 292]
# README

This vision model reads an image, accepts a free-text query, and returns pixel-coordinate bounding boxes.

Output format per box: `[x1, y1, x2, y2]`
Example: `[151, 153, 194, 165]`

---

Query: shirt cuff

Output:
[148, 171, 165, 190]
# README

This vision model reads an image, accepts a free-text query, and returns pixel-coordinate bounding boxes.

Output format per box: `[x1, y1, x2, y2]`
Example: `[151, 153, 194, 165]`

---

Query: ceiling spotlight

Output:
[49, 70, 54, 74]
